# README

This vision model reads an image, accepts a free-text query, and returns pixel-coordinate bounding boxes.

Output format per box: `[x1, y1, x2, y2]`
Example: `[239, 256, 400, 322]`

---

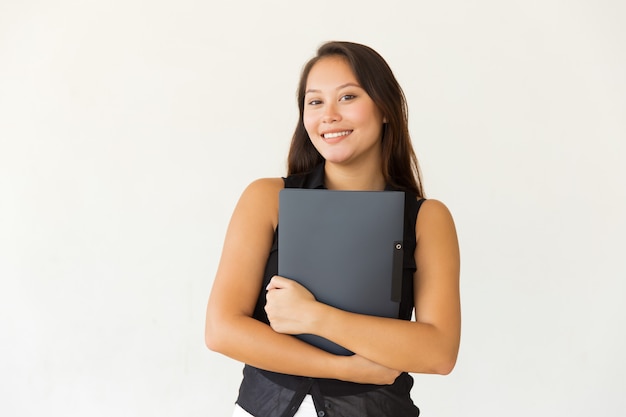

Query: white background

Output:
[1, 1, 625, 416]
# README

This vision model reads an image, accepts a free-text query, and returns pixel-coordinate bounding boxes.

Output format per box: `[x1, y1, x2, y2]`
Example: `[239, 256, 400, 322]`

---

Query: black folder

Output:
[278, 189, 405, 356]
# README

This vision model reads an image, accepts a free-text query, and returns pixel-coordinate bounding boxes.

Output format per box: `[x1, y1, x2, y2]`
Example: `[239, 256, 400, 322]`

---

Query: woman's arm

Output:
[265, 199, 461, 375]
[205, 179, 401, 384]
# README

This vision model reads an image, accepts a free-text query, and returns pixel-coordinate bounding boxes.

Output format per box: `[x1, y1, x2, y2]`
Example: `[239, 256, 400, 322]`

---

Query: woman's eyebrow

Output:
[305, 83, 362, 95]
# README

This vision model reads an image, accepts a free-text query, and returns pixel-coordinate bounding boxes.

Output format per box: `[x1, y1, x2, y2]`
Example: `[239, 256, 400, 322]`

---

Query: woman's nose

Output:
[322, 103, 341, 123]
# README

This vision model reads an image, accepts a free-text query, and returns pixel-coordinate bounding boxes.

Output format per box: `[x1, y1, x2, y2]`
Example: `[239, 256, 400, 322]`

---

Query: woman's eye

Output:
[307, 99, 322, 105]
[340, 94, 356, 101]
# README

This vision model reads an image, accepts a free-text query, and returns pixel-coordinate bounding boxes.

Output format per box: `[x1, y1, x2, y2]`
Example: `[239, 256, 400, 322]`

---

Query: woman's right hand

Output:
[340, 354, 402, 385]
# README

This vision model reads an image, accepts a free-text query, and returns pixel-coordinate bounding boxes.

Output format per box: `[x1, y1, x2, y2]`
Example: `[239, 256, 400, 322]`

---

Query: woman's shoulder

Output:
[415, 198, 457, 238]
[239, 177, 285, 204]
[417, 198, 452, 215]
[244, 177, 285, 194]
[242, 176, 283, 199]
[234, 178, 285, 228]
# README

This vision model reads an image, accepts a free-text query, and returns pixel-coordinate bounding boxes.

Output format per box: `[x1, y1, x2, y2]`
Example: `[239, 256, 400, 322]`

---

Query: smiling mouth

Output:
[322, 130, 352, 139]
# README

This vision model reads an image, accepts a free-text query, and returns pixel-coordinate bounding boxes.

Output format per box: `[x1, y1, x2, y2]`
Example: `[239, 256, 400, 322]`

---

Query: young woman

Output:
[206, 41, 461, 417]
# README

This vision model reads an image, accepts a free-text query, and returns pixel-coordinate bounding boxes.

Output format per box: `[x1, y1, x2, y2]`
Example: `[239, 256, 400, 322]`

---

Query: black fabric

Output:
[237, 366, 420, 417]
[238, 163, 423, 417]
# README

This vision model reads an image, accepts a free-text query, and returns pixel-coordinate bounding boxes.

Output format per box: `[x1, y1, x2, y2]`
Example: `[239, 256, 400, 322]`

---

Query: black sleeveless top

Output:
[237, 164, 424, 417]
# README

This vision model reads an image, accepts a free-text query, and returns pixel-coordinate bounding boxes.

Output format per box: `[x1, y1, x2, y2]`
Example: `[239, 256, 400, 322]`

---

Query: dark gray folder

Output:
[278, 189, 405, 356]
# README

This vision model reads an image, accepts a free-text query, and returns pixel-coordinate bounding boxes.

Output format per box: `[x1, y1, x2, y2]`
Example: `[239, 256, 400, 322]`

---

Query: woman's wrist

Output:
[305, 301, 339, 339]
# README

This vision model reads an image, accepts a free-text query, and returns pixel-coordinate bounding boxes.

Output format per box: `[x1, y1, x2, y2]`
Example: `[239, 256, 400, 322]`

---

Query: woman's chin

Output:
[320, 153, 354, 165]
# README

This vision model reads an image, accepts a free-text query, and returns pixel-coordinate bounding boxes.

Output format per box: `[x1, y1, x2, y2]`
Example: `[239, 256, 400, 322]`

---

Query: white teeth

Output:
[323, 130, 351, 139]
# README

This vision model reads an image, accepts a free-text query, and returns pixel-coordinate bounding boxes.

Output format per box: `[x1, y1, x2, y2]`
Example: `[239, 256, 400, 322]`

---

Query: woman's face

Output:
[303, 56, 385, 167]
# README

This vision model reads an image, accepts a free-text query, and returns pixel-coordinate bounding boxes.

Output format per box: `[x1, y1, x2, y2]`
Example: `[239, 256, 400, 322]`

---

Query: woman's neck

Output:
[323, 162, 386, 191]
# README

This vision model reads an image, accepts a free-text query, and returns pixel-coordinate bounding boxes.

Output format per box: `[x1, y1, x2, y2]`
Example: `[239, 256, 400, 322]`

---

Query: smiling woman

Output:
[205, 41, 460, 417]
[302, 56, 386, 180]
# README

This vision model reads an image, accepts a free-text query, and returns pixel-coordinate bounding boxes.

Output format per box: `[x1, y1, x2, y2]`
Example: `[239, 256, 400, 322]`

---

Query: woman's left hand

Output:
[265, 275, 319, 335]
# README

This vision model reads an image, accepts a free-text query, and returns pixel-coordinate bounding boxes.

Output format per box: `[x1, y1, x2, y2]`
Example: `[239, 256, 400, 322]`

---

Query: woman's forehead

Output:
[306, 56, 359, 91]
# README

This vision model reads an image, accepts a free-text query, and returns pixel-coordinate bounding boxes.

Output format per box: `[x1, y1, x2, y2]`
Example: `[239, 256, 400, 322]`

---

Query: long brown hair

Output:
[287, 41, 424, 197]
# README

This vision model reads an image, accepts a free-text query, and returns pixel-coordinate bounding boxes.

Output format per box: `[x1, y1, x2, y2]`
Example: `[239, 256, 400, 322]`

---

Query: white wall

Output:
[1, 1, 625, 415]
